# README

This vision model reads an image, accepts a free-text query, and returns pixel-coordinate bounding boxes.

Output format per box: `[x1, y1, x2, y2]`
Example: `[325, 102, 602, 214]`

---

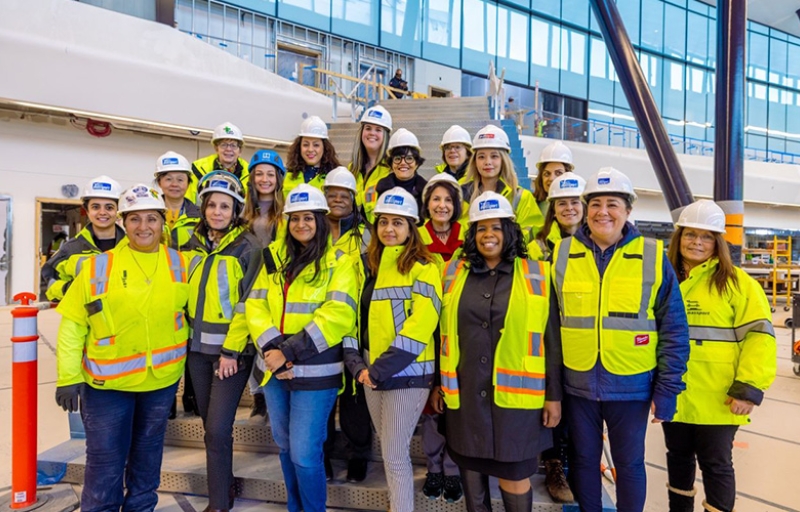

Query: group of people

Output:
[48, 110, 777, 512]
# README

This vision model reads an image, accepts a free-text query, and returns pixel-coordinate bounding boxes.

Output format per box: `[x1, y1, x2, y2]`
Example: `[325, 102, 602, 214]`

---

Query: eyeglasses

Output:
[392, 155, 416, 165]
[217, 142, 241, 150]
[445, 144, 466, 152]
[682, 231, 715, 244]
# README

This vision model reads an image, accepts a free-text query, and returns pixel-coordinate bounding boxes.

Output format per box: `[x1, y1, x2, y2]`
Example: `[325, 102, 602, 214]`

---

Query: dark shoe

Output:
[249, 392, 267, 420]
[443, 475, 463, 503]
[324, 456, 333, 481]
[422, 471, 444, 500]
[182, 394, 197, 416]
[544, 459, 574, 503]
[667, 483, 696, 512]
[346, 458, 368, 483]
[169, 397, 177, 420]
[228, 478, 240, 509]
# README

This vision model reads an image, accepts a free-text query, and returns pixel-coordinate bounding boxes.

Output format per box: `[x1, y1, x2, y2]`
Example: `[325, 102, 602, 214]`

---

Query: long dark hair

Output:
[422, 182, 462, 222]
[282, 210, 330, 283]
[366, 215, 433, 276]
[667, 226, 738, 295]
[461, 217, 528, 268]
[286, 137, 341, 180]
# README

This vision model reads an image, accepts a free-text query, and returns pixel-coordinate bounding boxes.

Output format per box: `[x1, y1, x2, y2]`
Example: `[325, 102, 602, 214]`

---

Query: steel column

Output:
[589, 0, 694, 218]
[714, 0, 747, 265]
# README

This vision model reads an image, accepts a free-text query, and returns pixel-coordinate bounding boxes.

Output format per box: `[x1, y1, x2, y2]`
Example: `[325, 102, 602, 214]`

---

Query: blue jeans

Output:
[80, 381, 178, 512]
[263, 378, 338, 512]
[566, 395, 650, 512]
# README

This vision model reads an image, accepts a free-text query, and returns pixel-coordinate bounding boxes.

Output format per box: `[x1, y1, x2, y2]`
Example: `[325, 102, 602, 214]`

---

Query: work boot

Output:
[182, 394, 197, 416]
[443, 475, 463, 503]
[500, 487, 533, 512]
[249, 392, 267, 422]
[667, 483, 696, 512]
[544, 459, 574, 503]
[324, 456, 334, 481]
[346, 458, 368, 483]
[169, 397, 177, 420]
[422, 472, 444, 500]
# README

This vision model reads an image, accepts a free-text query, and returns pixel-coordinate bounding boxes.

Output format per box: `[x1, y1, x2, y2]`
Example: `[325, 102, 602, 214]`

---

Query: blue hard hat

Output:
[249, 149, 286, 176]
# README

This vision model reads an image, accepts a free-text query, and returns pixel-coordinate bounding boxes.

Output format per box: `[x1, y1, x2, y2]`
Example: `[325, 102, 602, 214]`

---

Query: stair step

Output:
[38, 440, 601, 512]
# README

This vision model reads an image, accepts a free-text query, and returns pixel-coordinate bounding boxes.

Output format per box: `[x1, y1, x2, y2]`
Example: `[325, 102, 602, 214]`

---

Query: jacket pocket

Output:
[561, 281, 594, 318]
[85, 298, 115, 341]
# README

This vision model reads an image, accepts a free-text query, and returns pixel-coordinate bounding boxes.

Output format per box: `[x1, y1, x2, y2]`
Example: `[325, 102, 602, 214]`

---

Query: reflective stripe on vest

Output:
[412, 281, 442, 313]
[83, 352, 146, 380]
[495, 368, 545, 396]
[217, 260, 233, 319]
[443, 260, 465, 294]
[90, 253, 113, 296]
[189, 255, 203, 276]
[286, 302, 323, 314]
[372, 286, 412, 333]
[75, 256, 90, 277]
[689, 318, 775, 343]
[166, 247, 186, 282]
[326, 291, 357, 312]
[292, 361, 343, 378]
[343, 336, 358, 351]
[441, 370, 458, 395]
[152, 341, 188, 368]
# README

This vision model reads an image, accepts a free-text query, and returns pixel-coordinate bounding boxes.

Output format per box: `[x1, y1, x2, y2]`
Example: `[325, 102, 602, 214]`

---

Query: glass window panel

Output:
[768, 137, 786, 154]
[750, 20, 769, 35]
[746, 133, 766, 150]
[616, 0, 640, 46]
[531, 0, 560, 17]
[788, 44, 800, 89]
[688, 1, 707, 15]
[769, 37, 788, 85]
[748, 32, 769, 81]
[504, 0, 529, 8]
[686, 12, 708, 65]
[561, 0, 589, 29]
[332, 0, 378, 45]
[380, 0, 423, 57]
[222, 0, 276, 16]
[529, 16, 559, 91]
[640, 0, 663, 53]
[175, 0, 194, 33]
[663, 3, 685, 59]
[685, 65, 709, 126]
[665, 0, 686, 6]
[589, 36, 614, 104]
[663, 59, 685, 120]
[787, 94, 800, 142]
[497, 6, 529, 84]
[422, 0, 461, 65]
[639, 52, 662, 113]
[462, 0, 496, 74]
[747, 82, 768, 128]
[560, 28, 588, 98]
[768, 85, 787, 133]
[278, 0, 331, 31]
[706, 14, 716, 68]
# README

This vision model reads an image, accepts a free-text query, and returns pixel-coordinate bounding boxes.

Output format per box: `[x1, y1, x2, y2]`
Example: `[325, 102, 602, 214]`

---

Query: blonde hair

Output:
[464, 150, 518, 203]
[350, 124, 391, 179]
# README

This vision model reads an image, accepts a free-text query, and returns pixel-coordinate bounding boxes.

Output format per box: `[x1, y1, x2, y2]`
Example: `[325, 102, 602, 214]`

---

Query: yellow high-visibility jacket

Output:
[527, 224, 564, 261]
[419, 220, 466, 275]
[461, 179, 544, 241]
[56, 244, 189, 391]
[282, 169, 327, 199]
[166, 199, 201, 251]
[358, 163, 392, 225]
[188, 154, 250, 204]
[42, 225, 126, 301]
[674, 260, 777, 425]
[440, 258, 550, 409]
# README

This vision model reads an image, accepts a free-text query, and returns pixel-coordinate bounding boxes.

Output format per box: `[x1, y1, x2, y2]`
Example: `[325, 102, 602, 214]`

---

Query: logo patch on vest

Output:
[634, 334, 650, 346]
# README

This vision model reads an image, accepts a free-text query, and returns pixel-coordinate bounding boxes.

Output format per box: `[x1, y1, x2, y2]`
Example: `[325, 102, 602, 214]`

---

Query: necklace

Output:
[129, 248, 160, 285]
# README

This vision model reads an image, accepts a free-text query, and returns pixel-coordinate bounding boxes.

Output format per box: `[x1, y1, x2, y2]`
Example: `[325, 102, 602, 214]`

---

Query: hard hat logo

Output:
[479, 133, 495, 139]
[598, 178, 610, 185]
[149, 189, 160, 199]
[291, 192, 309, 203]
[162, 157, 179, 165]
[479, 199, 500, 211]
[132, 186, 149, 197]
[93, 182, 112, 191]
[224, 126, 233, 134]
[560, 179, 579, 189]
[209, 179, 230, 190]
[385, 195, 405, 206]
[368, 111, 383, 119]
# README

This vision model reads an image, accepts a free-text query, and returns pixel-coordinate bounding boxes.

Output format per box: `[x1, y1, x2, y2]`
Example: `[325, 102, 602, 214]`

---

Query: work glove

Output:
[55, 383, 84, 412]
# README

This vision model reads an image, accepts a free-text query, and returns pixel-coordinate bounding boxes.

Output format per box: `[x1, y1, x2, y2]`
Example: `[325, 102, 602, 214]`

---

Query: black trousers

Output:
[324, 367, 372, 461]
[541, 395, 569, 464]
[188, 351, 254, 509]
[662, 422, 739, 512]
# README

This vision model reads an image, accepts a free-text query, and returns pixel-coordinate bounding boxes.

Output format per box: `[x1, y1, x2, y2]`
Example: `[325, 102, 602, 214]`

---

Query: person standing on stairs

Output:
[418, 172, 464, 503]
[551, 167, 689, 512]
[155, 151, 202, 418]
[532, 141, 575, 219]
[42, 175, 126, 302]
[321, 167, 373, 483]
[369, 128, 428, 225]
[229, 184, 358, 512]
[350, 105, 393, 218]
[241, 149, 287, 422]
[343, 188, 441, 512]
[283, 116, 341, 198]
[188, 122, 250, 204]
[435, 190, 562, 512]
[185, 172, 262, 512]
[663, 200, 776, 512]
[434, 125, 473, 182]
[460, 125, 543, 242]
[54, 184, 189, 512]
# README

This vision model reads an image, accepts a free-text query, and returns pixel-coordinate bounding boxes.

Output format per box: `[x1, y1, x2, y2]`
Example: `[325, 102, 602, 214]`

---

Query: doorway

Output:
[428, 86, 452, 98]
[36, 198, 83, 300]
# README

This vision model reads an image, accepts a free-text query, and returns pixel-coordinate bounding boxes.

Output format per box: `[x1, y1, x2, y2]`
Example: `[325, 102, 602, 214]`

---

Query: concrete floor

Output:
[1, 307, 799, 511]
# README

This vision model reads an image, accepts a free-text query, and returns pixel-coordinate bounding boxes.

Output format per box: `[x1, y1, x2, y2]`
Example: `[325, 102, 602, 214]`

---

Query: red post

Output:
[11, 292, 40, 508]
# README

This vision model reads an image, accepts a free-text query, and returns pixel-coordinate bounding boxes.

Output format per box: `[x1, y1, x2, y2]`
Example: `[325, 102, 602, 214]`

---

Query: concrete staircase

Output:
[37, 389, 616, 512]
[328, 96, 532, 189]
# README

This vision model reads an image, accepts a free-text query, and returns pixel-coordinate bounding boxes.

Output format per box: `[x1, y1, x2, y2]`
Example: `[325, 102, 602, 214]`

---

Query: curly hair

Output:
[461, 217, 528, 268]
[285, 137, 341, 180]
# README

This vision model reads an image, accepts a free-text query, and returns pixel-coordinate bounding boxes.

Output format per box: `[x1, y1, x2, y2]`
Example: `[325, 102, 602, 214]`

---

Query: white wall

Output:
[520, 135, 800, 230]
[0, 0, 331, 141]
[413, 60, 462, 97]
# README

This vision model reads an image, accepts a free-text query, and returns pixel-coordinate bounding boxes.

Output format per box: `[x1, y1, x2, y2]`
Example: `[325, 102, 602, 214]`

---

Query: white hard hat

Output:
[548, 172, 587, 201]
[386, 128, 420, 153]
[468, 191, 515, 223]
[536, 141, 574, 171]
[324, 166, 357, 193]
[440, 125, 472, 149]
[582, 167, 637, 204]
[374, 187, 419, 223]
[155, 151, 191, 177]
[298, 116, 329, 139]
[361, 105, 392, 130]
[284, 184, 330, 214]
[422, 172, 463, 204]
[212, 122, 244, 144]
[197, 171, 245, 204]
[118, 184, 166, 214]
[472, 125, 510, 151]
[676, 199, 726, 234]
[82, 175, 123, 201]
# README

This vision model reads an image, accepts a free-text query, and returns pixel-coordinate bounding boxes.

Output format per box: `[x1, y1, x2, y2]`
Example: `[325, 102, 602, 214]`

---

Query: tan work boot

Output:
[544, 459, 574, 503]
